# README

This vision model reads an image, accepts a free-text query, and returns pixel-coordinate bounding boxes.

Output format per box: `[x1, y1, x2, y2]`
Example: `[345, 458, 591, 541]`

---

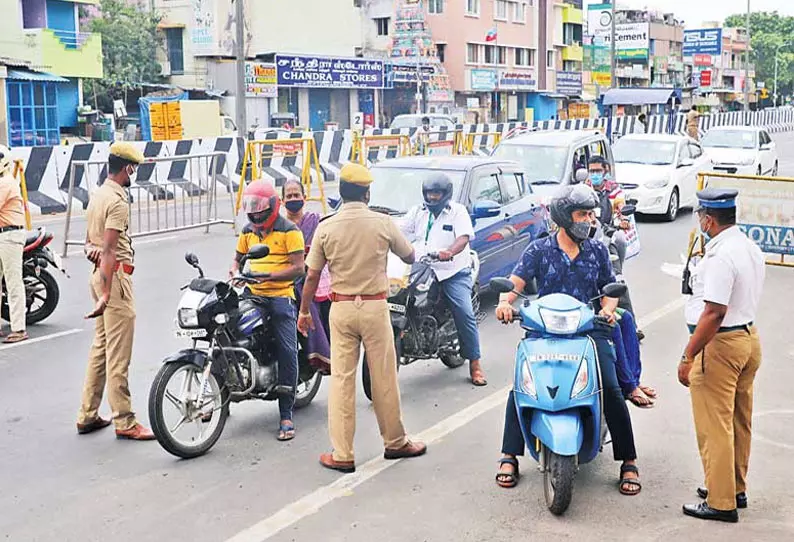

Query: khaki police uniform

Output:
[0, 168, 27, 335]
[684, 188, 765, 511]
[686, 109, 700, 140]
[77, 144, 140, 431]
[306, 164, 415, 463]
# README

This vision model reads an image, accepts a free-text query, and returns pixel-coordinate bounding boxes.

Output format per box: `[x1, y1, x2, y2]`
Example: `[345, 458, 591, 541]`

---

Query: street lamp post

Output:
[773, 42, 791, 107]
[610, 0, 617, 89]
[743, 0, 750, 115]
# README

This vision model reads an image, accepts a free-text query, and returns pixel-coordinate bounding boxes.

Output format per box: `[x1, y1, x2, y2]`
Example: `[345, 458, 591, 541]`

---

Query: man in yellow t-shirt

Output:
[230, 180, 305, 441]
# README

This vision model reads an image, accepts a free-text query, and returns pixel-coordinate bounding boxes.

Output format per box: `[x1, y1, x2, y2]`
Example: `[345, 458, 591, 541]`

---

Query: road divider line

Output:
[66, 235, 179, 256]
[0, 328, 82, 353]
[225, 297, 688, 542]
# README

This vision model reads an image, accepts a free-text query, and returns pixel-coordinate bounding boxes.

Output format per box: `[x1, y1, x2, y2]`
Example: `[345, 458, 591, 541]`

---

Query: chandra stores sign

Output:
[497, 70, 537, 91]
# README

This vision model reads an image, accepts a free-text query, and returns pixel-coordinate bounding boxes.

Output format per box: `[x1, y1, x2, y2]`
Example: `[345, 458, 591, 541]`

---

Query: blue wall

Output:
[46, 0, 76, 47]
[526, 93, 559, 121]
[57, 78, 79, 128]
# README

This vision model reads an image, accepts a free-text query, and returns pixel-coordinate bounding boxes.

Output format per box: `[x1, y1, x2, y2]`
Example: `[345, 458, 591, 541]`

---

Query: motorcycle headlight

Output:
[538, 308, 581, 334]
[520, 361, 537, 399]
[645, 177, 670, 189]
[571, 358, 589, 398]
[178, 308, 199, 328]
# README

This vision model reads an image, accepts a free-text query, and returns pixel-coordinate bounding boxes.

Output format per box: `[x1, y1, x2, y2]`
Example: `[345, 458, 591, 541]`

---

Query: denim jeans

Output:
[614, 310, 642, 397]
[439, 269, 481, 361]
[245, 293, 299, 421]
[501, 329, 637, 462]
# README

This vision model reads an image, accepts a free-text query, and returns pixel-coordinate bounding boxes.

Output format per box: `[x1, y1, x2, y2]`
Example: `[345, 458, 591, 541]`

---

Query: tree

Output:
[725, 11, 794, 105]
[89, 0, 163, 110]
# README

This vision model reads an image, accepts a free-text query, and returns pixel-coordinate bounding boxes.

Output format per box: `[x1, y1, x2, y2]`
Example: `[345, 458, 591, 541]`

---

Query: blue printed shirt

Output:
[512, 233, 616, 303]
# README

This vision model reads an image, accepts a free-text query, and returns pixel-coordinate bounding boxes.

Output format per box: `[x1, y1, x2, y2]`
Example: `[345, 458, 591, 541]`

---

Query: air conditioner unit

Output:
[160, 61, 171, 76]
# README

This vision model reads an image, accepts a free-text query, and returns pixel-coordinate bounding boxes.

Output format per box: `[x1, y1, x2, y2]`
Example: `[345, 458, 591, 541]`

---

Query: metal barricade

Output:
[62, 152, 235, 257]
[11, 159, 32, 229]
[415, 129, 463, 156]
[462, 132, 502, 155]
[696, 171, 794, 268]
[351, 134, 411, 164]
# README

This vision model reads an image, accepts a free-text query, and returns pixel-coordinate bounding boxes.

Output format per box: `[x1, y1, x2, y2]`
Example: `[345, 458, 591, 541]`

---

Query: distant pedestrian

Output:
[679, 187, 765, 523]
[77, 142, 154, 440]
[687, 108, 701, 140]
[0, 144, 27, 343]
[635, 113, 647, 134]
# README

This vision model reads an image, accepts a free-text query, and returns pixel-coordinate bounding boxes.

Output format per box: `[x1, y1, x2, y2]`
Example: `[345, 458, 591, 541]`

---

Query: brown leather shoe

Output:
[319, 453, 355, 473]
[115, 423, 156, 441]
[384, 440, 427, 460]
[76, 417, 112, 435]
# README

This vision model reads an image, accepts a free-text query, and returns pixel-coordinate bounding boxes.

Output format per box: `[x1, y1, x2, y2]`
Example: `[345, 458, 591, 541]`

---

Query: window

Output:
[689, 143, 703, 159]
[470, 170, 503, 204]
[497, 46, 507, 65]
[437, 43, 446, 63]
[484, 45, 496, 65]
[375, 17, 390, 36]
[495, 0, 508, 20]
[166, 28, 184, 74]
[515, 48, 528, 66]
[466, 0, 480, 16]
[428, 0, 444, 14]
[467, 43, 480, 63]
[6, 81, 60, 147]
[547, 50, 555, 69]
[513, 2, 527, 23]
[589, 140, 607, 159]
[501, 171, 524, 202]
[528, 49, 536, 66]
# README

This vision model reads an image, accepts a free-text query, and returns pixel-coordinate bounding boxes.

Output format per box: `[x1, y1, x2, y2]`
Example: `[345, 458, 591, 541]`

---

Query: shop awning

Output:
[7, 69, 69, 83]
[602, 87, 681, 106]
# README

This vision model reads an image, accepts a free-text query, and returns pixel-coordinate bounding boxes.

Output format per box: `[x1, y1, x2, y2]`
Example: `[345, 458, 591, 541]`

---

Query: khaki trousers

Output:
[77, 267, 137, 431]
[0, 229, 26, 332]
[328, 298, 407, 462]
[689, 327, 762, 511]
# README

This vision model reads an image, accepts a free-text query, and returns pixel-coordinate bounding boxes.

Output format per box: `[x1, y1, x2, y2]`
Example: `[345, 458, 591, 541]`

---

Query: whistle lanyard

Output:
[424, 213, 435, 243]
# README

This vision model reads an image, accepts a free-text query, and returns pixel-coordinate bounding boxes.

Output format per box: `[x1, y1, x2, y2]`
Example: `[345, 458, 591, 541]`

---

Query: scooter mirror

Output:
[489, 277, 516, 294]
[185, 252, 200, 267]
[602, 282, 628, 299]
[247, 244, 270, 260]
[621, 204, 637, 217]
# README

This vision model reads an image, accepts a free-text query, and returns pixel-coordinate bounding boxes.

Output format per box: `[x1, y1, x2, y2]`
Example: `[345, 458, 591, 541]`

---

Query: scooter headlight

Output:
[178, 308, 199, 328]
[571, 359, 589, 398]
[520, 361, 537, 399]
[538, 308, 581, 334]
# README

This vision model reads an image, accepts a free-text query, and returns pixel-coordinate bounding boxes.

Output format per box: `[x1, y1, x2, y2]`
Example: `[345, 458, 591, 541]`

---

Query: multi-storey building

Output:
[1, 0, 104, 146]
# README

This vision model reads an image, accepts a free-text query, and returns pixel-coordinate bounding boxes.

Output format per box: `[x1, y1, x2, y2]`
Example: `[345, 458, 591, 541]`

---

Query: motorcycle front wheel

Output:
[1, 268, 60, 325]
[543, 446, 577, 515]
[149, 361, 229, 459]
[362, 330, 401, 402]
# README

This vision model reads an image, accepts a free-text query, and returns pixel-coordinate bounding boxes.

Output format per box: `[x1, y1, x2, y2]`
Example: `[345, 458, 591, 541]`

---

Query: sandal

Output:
[639, 385, 658, 399]
[277, 422, 295, 441]
[470, 362, 487, 386]
[627, 389, 654, 409]
[619, 464, 642, 496]
[495, 457, 520, 488]
[3, 331, 28, 344]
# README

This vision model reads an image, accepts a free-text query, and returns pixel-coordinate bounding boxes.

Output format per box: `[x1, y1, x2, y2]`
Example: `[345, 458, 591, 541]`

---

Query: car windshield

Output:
[701, 130, 757, 149]
[368, 167, 466, 214]
[613, 139, 677, 165]
[491, 144, 568, 184]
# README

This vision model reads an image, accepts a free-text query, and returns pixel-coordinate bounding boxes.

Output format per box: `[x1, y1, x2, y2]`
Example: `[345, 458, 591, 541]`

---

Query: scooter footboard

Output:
[530, 410, 584, 457]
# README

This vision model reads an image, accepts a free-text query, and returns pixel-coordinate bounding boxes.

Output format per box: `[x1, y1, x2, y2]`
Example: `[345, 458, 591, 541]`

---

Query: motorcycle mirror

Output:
[247, 244, 270, 260]
[489, 277, 516, 294]
[602, 282, 628, 299]
[621, 204, 637, 217]
[574, 168, 589, 184]
[185, 252, 200, 267]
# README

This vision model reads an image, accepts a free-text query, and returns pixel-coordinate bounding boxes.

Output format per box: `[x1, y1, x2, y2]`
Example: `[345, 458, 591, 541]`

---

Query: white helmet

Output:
[0, 145, 12, 177]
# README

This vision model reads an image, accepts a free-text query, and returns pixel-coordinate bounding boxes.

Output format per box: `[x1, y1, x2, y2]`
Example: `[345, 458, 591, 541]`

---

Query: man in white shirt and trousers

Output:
[679, 187, 765, 523]
[401, 173, 486, 386]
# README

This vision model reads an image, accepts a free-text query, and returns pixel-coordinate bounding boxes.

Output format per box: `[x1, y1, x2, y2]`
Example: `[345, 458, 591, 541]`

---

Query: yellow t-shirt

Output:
[236, 215, 304, 298]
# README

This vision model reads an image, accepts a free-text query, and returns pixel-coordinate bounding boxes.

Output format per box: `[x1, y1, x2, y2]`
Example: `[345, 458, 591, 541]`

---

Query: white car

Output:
[613, 134, 709, 221]
[701, 126, 778, 177]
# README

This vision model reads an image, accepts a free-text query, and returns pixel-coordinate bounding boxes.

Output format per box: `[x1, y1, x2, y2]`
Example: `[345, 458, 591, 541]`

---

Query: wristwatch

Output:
[680, 353, 694, 364]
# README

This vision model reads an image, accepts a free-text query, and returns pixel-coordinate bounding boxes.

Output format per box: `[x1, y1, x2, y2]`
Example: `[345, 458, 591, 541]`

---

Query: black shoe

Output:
[697, 487, 748, 509]
[636, 329, 645, 342]
[683, 502, 739, 523]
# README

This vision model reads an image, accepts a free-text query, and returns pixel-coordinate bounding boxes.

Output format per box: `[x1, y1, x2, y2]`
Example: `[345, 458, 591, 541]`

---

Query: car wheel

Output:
[664, 188, 679, 222]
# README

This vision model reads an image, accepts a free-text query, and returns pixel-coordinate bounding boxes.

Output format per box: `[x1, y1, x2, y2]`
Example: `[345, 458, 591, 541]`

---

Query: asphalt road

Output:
[3, 135, 794, 542]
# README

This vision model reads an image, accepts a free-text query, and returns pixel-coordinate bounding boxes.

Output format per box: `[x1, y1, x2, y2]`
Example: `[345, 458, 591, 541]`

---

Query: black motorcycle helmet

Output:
[549, 184, 599, 243]
[422, 172, 454, 215]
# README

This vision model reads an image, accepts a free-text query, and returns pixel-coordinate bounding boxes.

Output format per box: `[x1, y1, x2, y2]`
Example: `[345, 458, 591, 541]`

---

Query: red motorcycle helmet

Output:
[242, 180, 280, 230]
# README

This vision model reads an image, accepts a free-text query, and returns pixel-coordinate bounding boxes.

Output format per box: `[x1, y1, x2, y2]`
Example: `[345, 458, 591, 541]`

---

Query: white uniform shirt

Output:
[685, 226, 766, 326]
[401, 202, 475, 282]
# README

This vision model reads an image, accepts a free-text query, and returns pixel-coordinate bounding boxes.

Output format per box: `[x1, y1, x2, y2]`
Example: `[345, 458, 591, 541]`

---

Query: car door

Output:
[759, 131, 776, 174]
[685, 141, 707, 205]
[466, 165, 513, 282]
[498, 165, 548, 261]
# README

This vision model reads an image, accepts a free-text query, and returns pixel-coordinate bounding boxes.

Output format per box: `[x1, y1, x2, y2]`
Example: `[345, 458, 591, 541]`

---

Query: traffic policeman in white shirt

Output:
[401, 173, 486, 386]
[679, 187, 765, 524]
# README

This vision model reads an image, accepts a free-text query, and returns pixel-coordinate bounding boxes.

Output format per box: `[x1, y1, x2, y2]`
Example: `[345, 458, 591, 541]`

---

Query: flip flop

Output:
[470, 365, 488, 387]
[277, 422, 295, 441]
[495, 457, 520, 488]
[639, 385, 658, 399]
[3, 331, 28, 344]
[628, 390, 654, 409]
[619, 464, 642, 496]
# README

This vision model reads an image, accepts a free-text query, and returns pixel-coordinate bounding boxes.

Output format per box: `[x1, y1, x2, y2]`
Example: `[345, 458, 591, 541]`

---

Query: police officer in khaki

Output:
[679, 187, 765, 523]
[297, 163, 427, 472]
[77, 142, 154, 440]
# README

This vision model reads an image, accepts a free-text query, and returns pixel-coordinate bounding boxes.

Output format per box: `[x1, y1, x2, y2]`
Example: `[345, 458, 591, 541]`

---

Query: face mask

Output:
[566, 221, 594, 243]
[590, 172, 604, 186]
[248, 208, 273, 225]
[699, 216, 712, 243]
[284, 200, 305, 213]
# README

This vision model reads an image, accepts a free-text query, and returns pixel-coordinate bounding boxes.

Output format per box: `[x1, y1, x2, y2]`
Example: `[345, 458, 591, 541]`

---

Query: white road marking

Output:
[225, 299, 686, 542]
[66, 235, 178, 256]
[0, 328, 82, 353]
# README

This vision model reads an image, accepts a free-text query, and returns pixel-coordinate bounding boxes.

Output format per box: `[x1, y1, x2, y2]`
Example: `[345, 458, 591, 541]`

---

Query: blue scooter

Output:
[490, 277, 627, 515]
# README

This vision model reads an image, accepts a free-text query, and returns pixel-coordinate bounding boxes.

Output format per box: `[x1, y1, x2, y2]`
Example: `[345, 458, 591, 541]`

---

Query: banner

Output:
[615, 23, 649, 60]
[707, 176, 794, 255]
[245, 62, 277, 98]
[556, 71, 583, 96]
[683, 28, 723, 57]
[470, 69, 498, 91]
[190, 0, 217, 56]
[276, 55, 384, 89]
[497, 70, 537, 91]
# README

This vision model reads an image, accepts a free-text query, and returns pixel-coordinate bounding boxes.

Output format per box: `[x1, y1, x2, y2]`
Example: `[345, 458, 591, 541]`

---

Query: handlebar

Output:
[231, 272, 271, 285]
[420, 252, 440, 264]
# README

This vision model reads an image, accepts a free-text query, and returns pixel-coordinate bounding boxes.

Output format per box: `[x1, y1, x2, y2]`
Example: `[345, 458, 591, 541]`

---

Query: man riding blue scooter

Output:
[493, 184, 641, 502]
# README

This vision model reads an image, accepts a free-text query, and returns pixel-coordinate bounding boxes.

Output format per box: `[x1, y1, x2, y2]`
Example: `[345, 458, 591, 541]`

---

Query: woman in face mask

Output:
[283, 180, 332, 374]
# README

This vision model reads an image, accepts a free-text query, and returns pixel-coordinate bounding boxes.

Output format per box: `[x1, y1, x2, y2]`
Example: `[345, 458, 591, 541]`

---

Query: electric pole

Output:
[610, 0, 617, 89]
[234, 0, 247, 135]
[743, 0, 750, 115]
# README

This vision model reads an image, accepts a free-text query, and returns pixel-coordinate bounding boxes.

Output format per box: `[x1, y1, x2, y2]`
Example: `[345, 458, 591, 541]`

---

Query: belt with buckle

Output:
[330, 292, 387, 302]
[687, 322, 753, 335]
[0, 225, 23, 233]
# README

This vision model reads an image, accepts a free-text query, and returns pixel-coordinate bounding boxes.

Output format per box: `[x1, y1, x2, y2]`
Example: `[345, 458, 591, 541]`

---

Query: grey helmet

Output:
[422, 172, 454, 214]
[549, 184, 598, 243]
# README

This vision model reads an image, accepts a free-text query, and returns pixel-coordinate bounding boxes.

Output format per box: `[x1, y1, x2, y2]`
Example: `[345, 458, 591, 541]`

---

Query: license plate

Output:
[175, 328, 208, 339]
[388, 303, 406, 314]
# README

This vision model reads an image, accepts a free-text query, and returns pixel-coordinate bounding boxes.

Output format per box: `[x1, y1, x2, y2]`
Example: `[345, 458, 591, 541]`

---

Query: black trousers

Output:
[501, 330, 637, 462]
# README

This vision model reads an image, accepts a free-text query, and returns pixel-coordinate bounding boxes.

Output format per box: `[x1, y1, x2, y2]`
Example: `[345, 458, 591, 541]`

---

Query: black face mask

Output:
[248, 208, 273, 224]
[284, 200, 305, 213]
[566, 221, 595, 243]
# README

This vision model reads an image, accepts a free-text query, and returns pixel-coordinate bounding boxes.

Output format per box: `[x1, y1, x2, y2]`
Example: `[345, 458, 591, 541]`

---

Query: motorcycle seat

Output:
[25, 231, 42, 246]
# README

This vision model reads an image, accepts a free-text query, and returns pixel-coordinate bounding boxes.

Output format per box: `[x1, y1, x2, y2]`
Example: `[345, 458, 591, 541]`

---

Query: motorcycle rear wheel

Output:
[149, 361, 229, 459]
[362, 330, 401, 402]
[543, 447, 577, 515]
[294, 372, 322, 409]
[1, 269, 59, 325]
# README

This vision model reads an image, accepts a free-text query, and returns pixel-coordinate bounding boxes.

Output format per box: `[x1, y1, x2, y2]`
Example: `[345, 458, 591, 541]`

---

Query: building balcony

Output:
[562, 5, 583, 25]
[562, 43, 584, 62]
[22, 28, 103, 79]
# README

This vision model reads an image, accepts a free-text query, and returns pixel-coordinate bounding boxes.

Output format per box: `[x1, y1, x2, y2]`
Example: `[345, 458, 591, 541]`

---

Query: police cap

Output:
[109, 142, 145, 164]
[696, 187, 738, 210]
[339, 162, 374, 186]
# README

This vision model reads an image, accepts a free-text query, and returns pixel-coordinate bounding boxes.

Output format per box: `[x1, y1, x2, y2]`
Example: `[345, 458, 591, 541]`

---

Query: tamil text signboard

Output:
[276, 55, 384, 89]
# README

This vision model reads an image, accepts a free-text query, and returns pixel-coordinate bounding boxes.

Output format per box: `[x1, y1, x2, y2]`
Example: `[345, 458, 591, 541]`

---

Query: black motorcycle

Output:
[148, 245, 322, 459]
[361, 251, 481, 401]
[1, 228, 64, 325]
